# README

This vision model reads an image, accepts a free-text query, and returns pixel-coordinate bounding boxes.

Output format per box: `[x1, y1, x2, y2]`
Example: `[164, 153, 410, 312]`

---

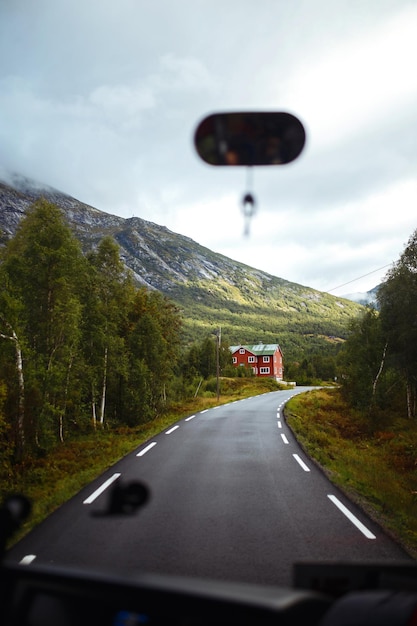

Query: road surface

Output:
[5, 388, 413, 587]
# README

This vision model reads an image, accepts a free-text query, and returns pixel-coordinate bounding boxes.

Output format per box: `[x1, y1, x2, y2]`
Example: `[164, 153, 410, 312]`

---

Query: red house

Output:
[230, 343, 284, 381]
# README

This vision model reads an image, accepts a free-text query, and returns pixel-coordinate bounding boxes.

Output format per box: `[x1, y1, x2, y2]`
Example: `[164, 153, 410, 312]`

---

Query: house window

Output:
[232, 357, 237, 364]
[260, 367, 270, 374]
[248, 356, 255, 363]
[239, 348, 245, 354]
[263, 356, 270, 363]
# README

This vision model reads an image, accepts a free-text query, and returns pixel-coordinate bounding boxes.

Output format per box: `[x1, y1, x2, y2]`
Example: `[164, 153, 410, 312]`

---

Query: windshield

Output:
[0, 0, 416, 593]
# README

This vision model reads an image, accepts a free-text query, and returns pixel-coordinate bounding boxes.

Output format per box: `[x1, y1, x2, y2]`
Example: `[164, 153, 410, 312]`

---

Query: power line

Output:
[327, 263, 392, 293]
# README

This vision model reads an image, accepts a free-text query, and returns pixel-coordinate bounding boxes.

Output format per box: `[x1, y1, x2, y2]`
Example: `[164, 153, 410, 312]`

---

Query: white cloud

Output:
[284, 4, 417, 148]
[1, 0, 417, 296]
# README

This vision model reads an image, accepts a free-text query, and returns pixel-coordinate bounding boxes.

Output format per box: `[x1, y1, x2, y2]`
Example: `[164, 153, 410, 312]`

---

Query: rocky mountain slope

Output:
[0, 173, 363, 355]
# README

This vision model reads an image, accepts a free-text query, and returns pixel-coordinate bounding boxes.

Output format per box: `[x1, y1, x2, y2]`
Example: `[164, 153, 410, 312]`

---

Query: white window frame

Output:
[248, 356, 255, 363]
[260, 367, 270, 374]
[239, 348, 245, 354]
[263, 356, 270, 363]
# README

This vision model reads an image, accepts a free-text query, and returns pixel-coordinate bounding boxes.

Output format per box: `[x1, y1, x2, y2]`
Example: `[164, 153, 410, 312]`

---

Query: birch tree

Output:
[0, 314, 25, 458]
[84, 237, 131, 426]
[0, 200, 86, 449]
[378, 230, 417, 418]
[338, 307, 388, 411]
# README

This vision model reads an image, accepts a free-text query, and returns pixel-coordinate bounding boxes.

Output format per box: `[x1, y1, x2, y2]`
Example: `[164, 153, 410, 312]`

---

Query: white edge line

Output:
[281, 433, 289, 444]
[185, 414, 195, 421]
[20, 554, 36, 565]
[137, 441, 157, 457]
[328, 494, 376, 539]
[293, 454, 310, 472]
[83, 473, 121, 504]
[166, 425, 179, 434]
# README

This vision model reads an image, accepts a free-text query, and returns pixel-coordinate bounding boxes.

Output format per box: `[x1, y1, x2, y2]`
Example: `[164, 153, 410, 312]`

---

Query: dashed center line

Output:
[281, 433, 289, 444]
[166, 425, 179, 434]
[20, 554, 36, 565]
[185, 414, 195, 421]
[293, 454, 310, 472]
[277, 420, 282, 428]
[83, 473, 121, 504]
[137, 442, 157, 457]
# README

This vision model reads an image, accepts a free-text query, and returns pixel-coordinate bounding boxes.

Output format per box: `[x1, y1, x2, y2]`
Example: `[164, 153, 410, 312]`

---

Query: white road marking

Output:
[277, 421, 282, 428]
[83, 473, 121, 504]
[166, 425, 179, 434]
[281, 433, 289, 444]
[20, 554, 36, 565]
[328, 494, 376, 539]
[185, 414, 195, 421]
[293, 454, 310, 472]
[200, 409, 208, 414]
[137, 442, 157, 457]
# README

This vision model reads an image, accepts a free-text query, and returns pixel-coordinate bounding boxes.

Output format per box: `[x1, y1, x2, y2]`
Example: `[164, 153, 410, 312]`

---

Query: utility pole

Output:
[216, 327, 221, 402]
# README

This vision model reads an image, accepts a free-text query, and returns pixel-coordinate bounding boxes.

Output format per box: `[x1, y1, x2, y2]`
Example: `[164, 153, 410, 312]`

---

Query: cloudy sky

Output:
[1, 1, 417, 295]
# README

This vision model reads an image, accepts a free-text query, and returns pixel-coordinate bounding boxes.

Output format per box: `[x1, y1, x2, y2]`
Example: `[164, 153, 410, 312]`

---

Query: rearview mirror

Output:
[194, 112, 306, 166]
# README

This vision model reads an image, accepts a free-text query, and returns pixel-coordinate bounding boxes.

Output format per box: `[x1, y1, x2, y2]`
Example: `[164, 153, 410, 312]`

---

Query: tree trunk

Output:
[372, 341, 388, 397]
[14, 331, 25, 456]
[406, 378, 416, 419]
[99, 346, 108, 425]
[0, 321, 25, 458]
[59, 354, 74, 443]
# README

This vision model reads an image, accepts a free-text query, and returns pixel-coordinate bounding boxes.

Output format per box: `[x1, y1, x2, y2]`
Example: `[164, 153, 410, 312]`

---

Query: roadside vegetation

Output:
[3, 201, 417, 560]
[6, 377, 283, 546]
[285, 387, 417, 557]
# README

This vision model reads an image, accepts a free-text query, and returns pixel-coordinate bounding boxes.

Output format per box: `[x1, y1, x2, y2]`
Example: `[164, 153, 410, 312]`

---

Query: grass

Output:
[285, 387, 417, 558]
[8, 382, 417, 559]
[6, 377, 284, 546]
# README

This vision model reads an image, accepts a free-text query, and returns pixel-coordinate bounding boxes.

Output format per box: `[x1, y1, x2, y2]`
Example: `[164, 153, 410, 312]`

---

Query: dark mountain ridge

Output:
[0, 173, 364, 358]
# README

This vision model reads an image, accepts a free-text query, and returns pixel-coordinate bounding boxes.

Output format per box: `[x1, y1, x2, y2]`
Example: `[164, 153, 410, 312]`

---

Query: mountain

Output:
[342, 286, 379, 307]
[0, 173, 364, 360]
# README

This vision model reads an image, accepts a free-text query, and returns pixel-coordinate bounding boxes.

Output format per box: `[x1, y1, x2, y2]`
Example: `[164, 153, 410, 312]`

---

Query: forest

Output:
[0, 201, 237, 470]
[1, 199, 417, 479]
[337, 228, 417, 422]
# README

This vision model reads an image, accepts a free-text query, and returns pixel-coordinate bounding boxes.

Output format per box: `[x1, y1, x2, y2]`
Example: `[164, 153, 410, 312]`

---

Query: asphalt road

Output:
[5, 388, 413, 587]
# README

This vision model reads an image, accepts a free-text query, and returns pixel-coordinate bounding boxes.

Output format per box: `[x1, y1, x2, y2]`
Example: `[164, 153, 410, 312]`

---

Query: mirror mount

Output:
[194, 111, 306, 235]
[242, 191, 256, 237]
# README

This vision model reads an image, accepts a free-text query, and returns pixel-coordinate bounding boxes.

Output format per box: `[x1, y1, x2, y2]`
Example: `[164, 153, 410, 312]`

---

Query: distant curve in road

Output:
[5, 387, 412, 588]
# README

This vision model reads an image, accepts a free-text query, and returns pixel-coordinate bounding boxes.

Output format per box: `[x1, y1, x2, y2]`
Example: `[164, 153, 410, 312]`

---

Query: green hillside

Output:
[169, 274, 362, 363]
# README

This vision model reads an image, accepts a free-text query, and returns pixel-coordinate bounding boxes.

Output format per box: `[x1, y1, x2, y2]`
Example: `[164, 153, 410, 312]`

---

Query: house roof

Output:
[230, 343, 281, 356]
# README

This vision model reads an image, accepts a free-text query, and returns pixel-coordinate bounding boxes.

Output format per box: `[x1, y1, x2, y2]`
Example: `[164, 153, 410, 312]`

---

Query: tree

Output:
[198, 336, 217, 379]
[338, 307, 388, 412]
[378, 230, 417, 418]
[0, 199, 86, 451]
[0, 312, 25, 459]
[182, 334, 232, 387]
[121, 288, 182, 423]
[83, 237, 132, 427]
